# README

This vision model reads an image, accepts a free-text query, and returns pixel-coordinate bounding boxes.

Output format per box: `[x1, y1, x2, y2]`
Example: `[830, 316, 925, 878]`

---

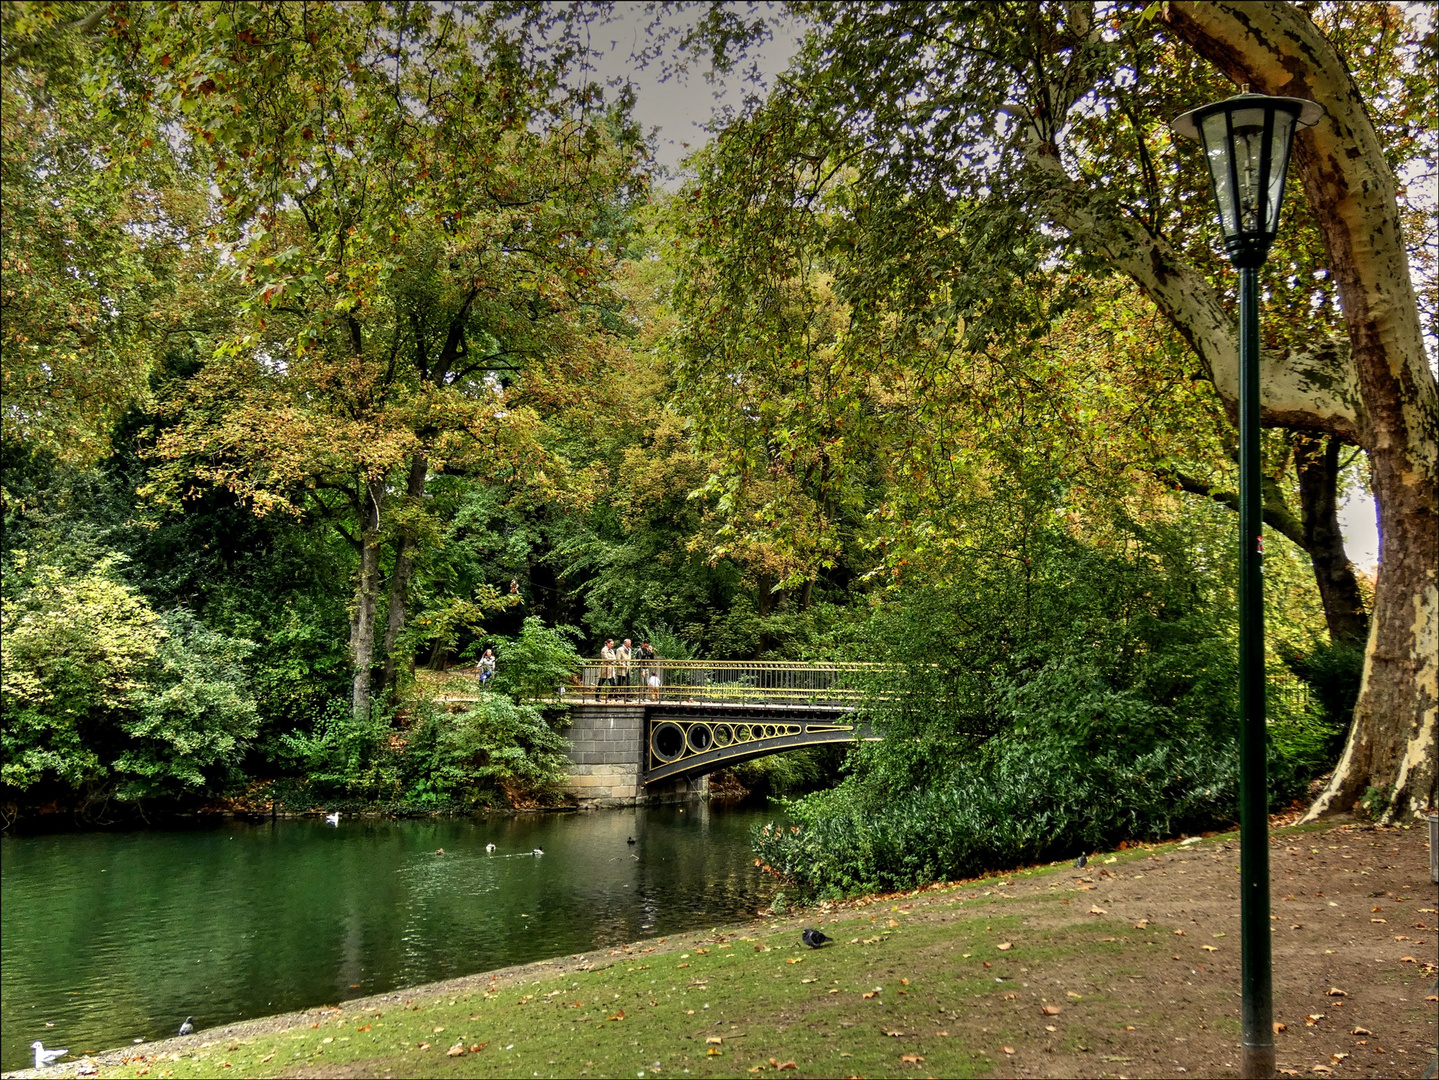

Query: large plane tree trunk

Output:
[1160, 1, 1437, 821]
[378, 453, 429, 697]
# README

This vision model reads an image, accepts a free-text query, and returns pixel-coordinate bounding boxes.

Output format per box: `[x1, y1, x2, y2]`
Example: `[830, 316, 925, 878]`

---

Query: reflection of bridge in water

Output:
[554, 660, 880, 806]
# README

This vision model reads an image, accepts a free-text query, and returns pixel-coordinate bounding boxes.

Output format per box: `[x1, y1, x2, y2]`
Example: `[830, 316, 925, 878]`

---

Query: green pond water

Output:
[0, 803, 782, 1072]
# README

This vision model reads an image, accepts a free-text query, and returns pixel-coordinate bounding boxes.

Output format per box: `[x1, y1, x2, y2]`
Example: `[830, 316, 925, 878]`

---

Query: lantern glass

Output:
[1171, 93, 1323, 266]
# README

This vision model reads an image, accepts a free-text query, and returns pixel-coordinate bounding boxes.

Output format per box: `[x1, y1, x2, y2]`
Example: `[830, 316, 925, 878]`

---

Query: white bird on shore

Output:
[485, 843, 496, 853]
[31, 1041, 68, 1070]
[325, 812, 340, 826]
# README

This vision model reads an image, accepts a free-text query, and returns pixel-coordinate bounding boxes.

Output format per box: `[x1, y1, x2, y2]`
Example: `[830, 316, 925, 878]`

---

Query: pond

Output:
[0, 803, 783, 1073]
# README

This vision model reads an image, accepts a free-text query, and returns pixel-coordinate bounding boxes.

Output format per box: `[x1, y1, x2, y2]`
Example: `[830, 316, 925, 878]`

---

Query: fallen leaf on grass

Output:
[900, 978, 909, 985]
[771, 1058, 797, 1070]
[900, 1054, 925, 1063]
[607, 1009, 625, 1021]
[1088, 906, 1108, 915]
[996, 942, 1013, 951]
[416, 1042, 430, 1051]
[707, 1037, 723, 1045]
[1173, 929, 1186, 936]
[260, 1054, 275, 1063]
[785, 957, 803, 964]
[356, 1025, 371, 1032]
[708, 1048, 722, 1057]
[1041, 1005, 1063, 1016]
[1001, 1046, 1015, 1054]
[1066, 991, 1082, 999]
[862, 991, 879, 999]
[446, 1044, 465, 1057]
[1134, 919, 1149, 929]
[935, 1030, 949, 1036]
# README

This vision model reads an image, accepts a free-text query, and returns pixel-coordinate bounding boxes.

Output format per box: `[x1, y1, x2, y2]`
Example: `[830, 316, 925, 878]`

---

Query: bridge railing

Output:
[558, 658, 878, 708]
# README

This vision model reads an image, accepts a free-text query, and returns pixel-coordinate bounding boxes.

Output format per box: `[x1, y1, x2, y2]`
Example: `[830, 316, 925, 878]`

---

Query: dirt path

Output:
[7, 820, 1435, 1080]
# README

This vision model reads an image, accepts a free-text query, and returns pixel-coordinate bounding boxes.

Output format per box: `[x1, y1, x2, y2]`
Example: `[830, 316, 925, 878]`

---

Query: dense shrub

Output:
[1, 555, 257, 806]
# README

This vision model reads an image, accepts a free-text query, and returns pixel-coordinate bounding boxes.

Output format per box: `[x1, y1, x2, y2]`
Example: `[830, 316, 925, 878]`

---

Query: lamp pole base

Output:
[1242, 1043, 1276, 1079]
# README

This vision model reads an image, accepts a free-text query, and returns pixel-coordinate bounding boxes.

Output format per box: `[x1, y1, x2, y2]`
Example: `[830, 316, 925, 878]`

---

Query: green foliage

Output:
[275, 700, 398, 801]
[488, 617, 583, 701]
[1, 555, 257, 803]
[402, 696, 570, 806]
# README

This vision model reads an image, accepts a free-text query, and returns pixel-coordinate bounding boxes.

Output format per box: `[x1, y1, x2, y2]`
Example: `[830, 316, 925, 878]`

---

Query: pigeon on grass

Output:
[178, 1016, 195, 1036]
[31, 1041, 68, 1070]
[801, 928, 832, 949]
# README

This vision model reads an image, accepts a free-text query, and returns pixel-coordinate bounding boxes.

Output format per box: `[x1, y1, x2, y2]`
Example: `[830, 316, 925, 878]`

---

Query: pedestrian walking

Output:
[599, 639, 618, 700]
[617, 638, 634, 700]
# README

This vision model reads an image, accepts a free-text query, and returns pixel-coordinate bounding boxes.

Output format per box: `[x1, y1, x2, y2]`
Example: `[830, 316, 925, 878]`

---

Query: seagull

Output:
[31, 1042, 68, 1070]
[325, 812, 340, 826]
[801, 928, 832, 949]
[178, 1016, 194, 1036]
[532, 847, 544, 856]
[485, 843, 496, 853]
[1074, 853, 1088, 869]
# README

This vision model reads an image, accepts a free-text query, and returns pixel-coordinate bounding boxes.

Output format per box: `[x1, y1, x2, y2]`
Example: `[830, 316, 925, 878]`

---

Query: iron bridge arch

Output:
[643, 706, 877, 785]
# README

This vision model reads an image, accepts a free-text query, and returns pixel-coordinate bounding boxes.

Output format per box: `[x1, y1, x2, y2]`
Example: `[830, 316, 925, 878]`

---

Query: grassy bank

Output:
[11, 821, 1434, 1080]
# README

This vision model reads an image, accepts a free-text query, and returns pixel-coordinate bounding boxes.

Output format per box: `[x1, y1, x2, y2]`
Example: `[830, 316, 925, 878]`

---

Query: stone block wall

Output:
[560, 705, 707, 807]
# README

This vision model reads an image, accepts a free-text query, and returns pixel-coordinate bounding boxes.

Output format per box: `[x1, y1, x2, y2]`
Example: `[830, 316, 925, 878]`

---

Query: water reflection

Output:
[0, 803, 780, 1072]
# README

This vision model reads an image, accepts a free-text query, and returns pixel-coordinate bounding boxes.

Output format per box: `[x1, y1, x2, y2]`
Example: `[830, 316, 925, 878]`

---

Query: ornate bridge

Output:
[557, 659, 879, 804]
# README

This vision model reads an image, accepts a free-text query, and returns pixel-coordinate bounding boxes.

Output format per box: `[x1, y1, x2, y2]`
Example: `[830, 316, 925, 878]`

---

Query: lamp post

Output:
[1170, 91, 1323, 1079]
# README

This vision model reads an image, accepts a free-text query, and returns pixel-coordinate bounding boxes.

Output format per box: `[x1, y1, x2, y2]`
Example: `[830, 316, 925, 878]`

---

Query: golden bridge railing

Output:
[558, 659, 878, 708]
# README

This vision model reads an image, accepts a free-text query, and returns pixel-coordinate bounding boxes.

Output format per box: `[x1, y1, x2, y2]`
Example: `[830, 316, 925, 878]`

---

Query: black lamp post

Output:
[1170, 91, 1322, 1080]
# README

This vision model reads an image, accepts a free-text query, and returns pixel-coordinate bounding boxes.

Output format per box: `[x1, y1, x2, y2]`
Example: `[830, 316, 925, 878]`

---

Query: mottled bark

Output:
[350, 479, 385, 722]
[1293, 436, 1369, 650]
[378, 453, 429, 696]
[1163, 1, 1438, 821]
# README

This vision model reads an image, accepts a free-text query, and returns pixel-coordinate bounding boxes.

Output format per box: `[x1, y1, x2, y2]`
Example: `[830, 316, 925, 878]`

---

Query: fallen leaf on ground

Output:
[1002, 1046, 1015, 1055]
[1326, 988, 1347, 997]
[1401, 955, 1418, 962]
[862, 991, 879, 999]
[1134, 919, 1149, 929]
[900, 1054, 924, 1063]
[707, 1037, 723, 1045]
[1203, 945, 1218, 952]
[1305, 1014, 1324, 1026]
[446, 1044, 465, 1057]
[1273, 1022, 1287, 1033]
[1041, 1005, 1063, 1016]
[356, 1025, 370, 1032]
[1351, 1027, 1372, 1035]
[996, 942, 1013, 951]
[607, 1009, 625, 1021]
[773, 1059, 797, 1070]
[1173, 929, 1186, 936]
[1088, 906, 1108, 915]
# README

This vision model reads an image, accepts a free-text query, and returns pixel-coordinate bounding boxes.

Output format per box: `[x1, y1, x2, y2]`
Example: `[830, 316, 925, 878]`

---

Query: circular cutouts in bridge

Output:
[686, 724, 714, 754]
[651, 722, 686, 762]
[713, 724, 734, 747]
[749, 724, 766, 741]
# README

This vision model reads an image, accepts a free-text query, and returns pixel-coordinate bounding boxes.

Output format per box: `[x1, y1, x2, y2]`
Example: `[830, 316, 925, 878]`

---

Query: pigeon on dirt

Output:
[1074, 853, 1088, 869]
[31, 1042, 68, 1070]
[178, 1017, 195, 1036]
[801, 928, 832, 949]
[627, 836, 637, 845]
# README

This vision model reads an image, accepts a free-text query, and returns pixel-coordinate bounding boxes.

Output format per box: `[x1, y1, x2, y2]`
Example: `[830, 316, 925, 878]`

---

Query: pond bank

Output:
[7, 820, 1432, 1079]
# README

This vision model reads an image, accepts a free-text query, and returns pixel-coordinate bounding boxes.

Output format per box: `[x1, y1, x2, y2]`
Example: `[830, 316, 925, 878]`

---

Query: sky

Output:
[574, 5, 1382, 572]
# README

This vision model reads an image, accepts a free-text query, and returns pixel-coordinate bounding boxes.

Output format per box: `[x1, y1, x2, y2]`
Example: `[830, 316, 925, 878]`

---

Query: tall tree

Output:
[84, 3, 645, 717]
[678, 0, 1435, 818]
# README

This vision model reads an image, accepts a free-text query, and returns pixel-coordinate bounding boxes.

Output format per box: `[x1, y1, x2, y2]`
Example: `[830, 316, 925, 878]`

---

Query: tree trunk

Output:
[350, 478, 385, 721]
[378, 453, 428, 696]
[1162, 1, 1438, 821]
[1292, 435, 1369, 650]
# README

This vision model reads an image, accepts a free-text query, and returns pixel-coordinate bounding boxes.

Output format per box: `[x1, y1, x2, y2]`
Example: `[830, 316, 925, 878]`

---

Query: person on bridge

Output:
[617, 639, 634, 700]
[599, 639, 618, 700]
[638, 642, 660, 701]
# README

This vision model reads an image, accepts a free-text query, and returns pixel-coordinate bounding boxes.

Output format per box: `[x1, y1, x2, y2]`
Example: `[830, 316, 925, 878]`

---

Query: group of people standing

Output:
[596, 638, 661, 701]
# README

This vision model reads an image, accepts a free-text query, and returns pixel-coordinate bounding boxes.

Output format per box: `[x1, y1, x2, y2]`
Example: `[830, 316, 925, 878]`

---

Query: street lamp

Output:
[1170, 90, 1323, 1080]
